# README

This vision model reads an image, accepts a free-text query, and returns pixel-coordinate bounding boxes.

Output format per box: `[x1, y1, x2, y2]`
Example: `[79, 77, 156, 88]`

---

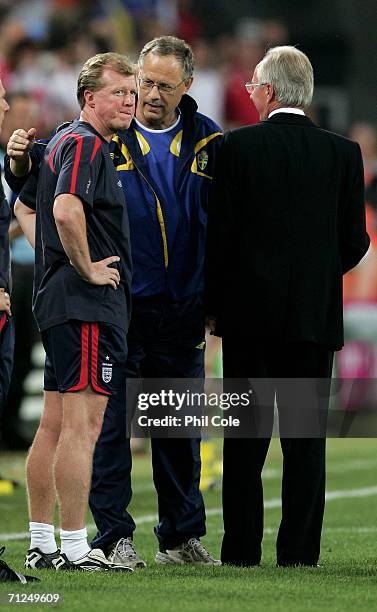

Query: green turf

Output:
[1, 440, 377, 611]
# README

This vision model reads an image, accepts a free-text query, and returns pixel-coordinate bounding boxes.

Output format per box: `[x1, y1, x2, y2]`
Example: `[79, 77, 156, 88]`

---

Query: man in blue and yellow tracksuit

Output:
[90, 37, 223, 566]
[5, 37, 222, 567]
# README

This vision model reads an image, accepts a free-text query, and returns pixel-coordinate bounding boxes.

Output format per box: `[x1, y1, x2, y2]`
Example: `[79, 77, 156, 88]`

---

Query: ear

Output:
[84, 90, 96, 108]
[183, 77, 193, 93]
[266, 83, 275, 103]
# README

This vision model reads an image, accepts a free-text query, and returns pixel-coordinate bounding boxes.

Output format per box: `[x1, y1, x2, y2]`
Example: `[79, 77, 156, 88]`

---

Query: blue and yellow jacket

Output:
[114, 94, 222, 300]
[5, 94, 222, 300]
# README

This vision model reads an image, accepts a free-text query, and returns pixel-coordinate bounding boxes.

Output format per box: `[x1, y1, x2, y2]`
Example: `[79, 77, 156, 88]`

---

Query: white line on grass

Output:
[1, 459, 374, 494]
[325, 485, 377, 500]
[2, 485, 377, 542]
[261, 459, 377, 480]
[214, 526, 377, 535]
[126, 458, 377, 494]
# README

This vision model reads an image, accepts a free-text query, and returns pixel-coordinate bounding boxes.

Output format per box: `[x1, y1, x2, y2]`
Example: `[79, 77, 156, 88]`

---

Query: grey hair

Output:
[256, 46, 314, 108]
[138, 36, 194, 81]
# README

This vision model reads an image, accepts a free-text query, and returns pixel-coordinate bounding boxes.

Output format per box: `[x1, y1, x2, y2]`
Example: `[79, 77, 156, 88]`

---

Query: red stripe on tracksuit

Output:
[66, 323, 89, 391]
[47, 133, 83, 193]
[90, 136, 102, 162]
[90, 323, 111, 395]
[69, 135, 83, 193]
[0, 313, 7, 333]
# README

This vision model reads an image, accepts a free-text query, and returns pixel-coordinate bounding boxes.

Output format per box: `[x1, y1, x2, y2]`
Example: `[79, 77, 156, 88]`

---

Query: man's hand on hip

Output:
[85, 256, 121, 290]
[0, 288, 11, 316]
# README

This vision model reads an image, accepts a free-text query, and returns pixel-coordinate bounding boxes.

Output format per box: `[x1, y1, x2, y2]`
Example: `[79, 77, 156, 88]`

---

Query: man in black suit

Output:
[205, 46, 370, 567]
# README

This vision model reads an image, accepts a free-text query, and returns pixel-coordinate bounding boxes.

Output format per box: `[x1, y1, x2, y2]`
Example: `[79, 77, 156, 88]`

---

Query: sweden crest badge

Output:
[197, 150, 208, 171]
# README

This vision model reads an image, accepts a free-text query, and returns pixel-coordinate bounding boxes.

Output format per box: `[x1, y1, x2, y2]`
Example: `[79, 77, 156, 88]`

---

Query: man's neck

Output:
[80, 110, 112, 142]
[135, 108, 178, 131]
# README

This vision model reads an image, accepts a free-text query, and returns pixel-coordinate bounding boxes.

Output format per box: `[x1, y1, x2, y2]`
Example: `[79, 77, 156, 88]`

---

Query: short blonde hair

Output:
[257, 46, 314, 108]
[77, 52, 136, 109]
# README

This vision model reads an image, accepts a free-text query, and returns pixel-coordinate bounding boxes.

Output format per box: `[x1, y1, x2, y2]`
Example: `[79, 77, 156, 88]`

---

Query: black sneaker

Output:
[54, 548, 133, 572]
[1, 547, 40, 583]
[25, 547, 61, 570]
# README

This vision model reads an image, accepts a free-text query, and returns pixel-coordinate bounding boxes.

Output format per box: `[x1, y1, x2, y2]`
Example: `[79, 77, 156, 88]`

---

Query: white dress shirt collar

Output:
[268, 107, 305, 118]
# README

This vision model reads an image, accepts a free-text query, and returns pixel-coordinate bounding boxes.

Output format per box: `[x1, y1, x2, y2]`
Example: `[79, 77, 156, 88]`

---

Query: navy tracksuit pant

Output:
[90, 295, 206, 551]
[0, 315, 14, 416]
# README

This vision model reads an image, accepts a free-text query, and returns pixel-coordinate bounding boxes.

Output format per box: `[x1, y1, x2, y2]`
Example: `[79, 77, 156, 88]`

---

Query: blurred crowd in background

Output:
[0, 0, 290, 133]
[0, 0, 370, 134]
[0, 0, 377, 450]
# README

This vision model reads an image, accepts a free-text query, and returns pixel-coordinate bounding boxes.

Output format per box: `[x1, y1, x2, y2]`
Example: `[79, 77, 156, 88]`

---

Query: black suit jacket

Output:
[205, 113, 370, 349]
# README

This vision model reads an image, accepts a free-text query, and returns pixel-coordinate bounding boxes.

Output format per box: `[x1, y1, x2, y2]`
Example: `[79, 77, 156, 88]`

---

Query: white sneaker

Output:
[155, 538, 221, 566]
[54, 548, 133, 572]
[107, 538, 146, 569]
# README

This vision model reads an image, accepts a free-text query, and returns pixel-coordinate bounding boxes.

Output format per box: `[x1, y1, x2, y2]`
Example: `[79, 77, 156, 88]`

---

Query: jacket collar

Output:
[263, 113, 317, 128]
[114, 94, 198, 193]
[117, 94, 198, 143]
[116, 94, 200, 183]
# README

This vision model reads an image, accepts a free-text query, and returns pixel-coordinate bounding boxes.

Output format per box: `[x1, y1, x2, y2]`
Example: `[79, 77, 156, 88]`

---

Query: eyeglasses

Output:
[244, 82, 268, 94]
[138, 76, 186, 95]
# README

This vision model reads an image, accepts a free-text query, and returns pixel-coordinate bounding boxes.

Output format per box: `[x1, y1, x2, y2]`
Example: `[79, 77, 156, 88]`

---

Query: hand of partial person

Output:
[0, 288, 11, 316]
[85, 256, 121, 290]
[206, 316, 217, 334]
[7, 128, 37, 160]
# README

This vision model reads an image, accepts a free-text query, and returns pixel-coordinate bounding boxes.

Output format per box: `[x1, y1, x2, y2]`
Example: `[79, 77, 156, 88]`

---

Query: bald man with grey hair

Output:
[256, 45, 314, 110]
[206, 45, 369, 567]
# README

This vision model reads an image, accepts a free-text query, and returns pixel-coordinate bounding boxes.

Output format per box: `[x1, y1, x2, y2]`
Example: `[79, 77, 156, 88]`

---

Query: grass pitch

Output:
[1, 439, 377, 612]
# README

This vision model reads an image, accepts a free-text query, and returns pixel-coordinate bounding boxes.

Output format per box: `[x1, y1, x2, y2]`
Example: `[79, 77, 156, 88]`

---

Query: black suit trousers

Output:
[221, 338, 334, 567]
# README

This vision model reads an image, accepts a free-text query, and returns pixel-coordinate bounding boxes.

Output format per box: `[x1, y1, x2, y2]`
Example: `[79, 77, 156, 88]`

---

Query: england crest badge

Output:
[102, 365, 113, 383]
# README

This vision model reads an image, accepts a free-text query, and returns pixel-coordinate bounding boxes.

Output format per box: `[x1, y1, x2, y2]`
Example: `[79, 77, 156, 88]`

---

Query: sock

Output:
[60, 527, 91, 562]
[29, 522, 57, 554]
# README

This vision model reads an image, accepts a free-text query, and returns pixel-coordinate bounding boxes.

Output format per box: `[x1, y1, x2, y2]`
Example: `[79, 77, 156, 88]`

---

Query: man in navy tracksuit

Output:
[0, 181, 13, 414]
[5, 37, 222, 567]
[0, 78, 13, 417]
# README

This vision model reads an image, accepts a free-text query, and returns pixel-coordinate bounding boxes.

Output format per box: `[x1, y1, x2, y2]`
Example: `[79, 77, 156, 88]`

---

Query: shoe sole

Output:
[54, 551, 133, 573]
[155, 552, 221, 566]
[25, 564, 56, 570]
[126, 561, 146, 569]
[56, 563, 133, 572]
[61, 561, 133, 572]
[107, 556, 146, 570]
[134, 561, 147, 569]
[155, 552, 184, 565]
